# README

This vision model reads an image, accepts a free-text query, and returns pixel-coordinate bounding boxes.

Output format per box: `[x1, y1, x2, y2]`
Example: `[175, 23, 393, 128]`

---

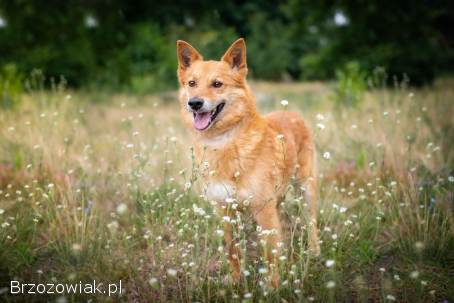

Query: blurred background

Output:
[1, 2, 454, 302]
[1, 0, 453, 95]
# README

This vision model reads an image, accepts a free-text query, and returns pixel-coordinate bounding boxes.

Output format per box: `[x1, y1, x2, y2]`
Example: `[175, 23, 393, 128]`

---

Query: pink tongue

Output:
[194, 112, 212, 130]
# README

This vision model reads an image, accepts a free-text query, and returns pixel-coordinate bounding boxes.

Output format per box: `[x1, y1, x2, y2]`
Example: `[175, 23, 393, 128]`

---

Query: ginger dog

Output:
[176, 38, 320, 287]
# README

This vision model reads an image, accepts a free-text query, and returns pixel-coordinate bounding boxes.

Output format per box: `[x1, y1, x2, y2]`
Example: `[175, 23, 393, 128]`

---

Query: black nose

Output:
[188, 97, 204, 111]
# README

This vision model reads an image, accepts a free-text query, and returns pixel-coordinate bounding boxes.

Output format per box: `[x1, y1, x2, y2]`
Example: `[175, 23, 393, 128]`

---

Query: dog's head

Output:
[176, 38, 256, 135]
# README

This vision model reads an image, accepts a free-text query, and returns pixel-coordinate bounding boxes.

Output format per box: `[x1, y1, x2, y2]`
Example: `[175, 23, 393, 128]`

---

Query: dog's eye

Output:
[188, 80, 196, 87]
[212, 81, 223, 88]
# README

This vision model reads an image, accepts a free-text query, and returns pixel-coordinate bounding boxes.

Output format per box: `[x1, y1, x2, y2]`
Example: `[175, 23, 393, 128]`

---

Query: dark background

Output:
[0, 0, 453, 92]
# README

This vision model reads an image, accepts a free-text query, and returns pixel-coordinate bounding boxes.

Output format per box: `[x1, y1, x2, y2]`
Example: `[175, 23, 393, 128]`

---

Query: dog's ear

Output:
[176, 40, 203, 70]
[221, 38, 247, 73]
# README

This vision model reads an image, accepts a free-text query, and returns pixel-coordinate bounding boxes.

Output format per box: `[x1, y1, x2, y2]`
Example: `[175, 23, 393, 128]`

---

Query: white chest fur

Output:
[205, 182, 236, 202]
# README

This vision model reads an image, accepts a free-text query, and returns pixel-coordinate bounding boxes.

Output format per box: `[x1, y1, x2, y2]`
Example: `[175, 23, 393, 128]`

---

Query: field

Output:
[0, 80, 453, 302]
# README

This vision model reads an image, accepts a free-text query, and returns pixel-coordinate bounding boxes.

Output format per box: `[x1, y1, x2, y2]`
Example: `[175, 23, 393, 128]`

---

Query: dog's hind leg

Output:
[253, 203, 283, 288]
[304, 177, 320, 255]
[297, 146, 321, 255]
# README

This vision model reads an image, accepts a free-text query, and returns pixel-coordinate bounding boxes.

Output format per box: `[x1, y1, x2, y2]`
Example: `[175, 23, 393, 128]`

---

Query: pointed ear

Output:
[221, 38, 247, 72]
[176, 40, 203, 70]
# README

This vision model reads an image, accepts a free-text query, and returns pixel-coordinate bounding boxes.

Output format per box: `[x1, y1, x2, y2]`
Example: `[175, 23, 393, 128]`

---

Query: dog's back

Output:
[265, 111, 315, 180]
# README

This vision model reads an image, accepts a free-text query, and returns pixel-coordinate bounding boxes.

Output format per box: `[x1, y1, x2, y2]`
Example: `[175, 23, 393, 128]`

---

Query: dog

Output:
[176, 38, 320, 287]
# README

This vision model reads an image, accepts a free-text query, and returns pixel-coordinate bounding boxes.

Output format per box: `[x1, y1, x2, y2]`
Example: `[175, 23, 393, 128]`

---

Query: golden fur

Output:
[176, 38, 320, 287]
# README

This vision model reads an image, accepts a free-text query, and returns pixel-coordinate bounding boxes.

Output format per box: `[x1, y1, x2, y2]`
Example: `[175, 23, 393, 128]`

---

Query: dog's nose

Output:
[188, 98, 204, 111]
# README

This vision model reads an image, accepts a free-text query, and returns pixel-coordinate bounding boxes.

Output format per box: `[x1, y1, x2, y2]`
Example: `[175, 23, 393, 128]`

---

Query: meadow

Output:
[0, 79, 453, 302]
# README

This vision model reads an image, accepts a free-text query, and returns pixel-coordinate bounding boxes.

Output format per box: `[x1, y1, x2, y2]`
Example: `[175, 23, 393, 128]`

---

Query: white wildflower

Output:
[116, 203, 128, 215]
[410, 271, 419, 279]
[325, 260, 335, 268]
[386, 294, 396, 301]
[326, 280, 336, 289]
[166, 268, 178, 277]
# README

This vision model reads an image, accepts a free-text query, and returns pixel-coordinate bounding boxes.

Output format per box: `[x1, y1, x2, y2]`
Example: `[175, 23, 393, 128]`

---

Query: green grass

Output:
[0, 80, 453, 302]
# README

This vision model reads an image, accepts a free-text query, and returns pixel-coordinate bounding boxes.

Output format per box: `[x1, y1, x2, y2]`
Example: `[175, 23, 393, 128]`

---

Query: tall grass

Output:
[0, 79, 453, 302]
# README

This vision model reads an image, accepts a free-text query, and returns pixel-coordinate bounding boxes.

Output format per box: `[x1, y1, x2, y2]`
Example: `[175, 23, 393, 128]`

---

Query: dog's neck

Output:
[193, 110, 266, 183]
[198, 109, 263, 150]
[199, 126, 238, 149]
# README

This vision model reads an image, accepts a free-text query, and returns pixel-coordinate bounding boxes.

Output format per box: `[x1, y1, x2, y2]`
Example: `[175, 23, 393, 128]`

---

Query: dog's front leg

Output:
[221, 212, 241, 283]
[253, 203, 282, 288]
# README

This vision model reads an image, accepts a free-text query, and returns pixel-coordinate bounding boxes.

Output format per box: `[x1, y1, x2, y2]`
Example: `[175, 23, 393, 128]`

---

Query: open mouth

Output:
[192, 102, 225, 131]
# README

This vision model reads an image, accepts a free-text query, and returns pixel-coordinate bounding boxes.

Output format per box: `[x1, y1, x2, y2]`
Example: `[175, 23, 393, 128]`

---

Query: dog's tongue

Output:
[194, 112, 212, 130]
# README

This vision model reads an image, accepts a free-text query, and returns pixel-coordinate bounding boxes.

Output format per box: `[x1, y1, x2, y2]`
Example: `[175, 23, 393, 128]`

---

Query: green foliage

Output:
[247, 13, 292, 80]
[333, 61, 367, 107]
[126, 24, 177, 94]
[0, 1, 452, 89]
[0, 64, 23, 109]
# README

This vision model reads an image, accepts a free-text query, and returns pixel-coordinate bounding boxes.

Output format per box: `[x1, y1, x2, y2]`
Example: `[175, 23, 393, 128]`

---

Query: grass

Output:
[0, 79, 453, 302]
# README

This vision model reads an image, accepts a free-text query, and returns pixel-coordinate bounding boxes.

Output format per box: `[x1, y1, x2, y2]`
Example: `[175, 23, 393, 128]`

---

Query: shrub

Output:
[247, 12, 292, 80]
[0, 64, 23, 109]
[332, 61, 367, 107]
[125, 24, 177, 94]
